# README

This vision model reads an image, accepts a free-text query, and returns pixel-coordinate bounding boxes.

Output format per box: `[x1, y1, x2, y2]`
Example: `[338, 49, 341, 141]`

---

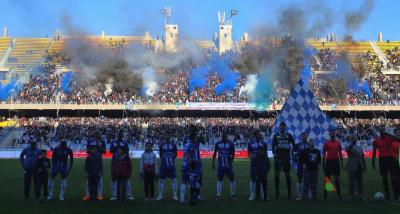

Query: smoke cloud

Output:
[61, 14, 203, 99]
[0, 78, 21, 101]
[237, 0, 375, 107]
[344, 0, 375, 34]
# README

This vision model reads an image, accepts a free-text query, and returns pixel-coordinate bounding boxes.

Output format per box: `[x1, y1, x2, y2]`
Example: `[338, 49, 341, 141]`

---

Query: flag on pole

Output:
[231, 10, 238, 17]
[324, 176, 336, 192]
[267, 78, 337, 147]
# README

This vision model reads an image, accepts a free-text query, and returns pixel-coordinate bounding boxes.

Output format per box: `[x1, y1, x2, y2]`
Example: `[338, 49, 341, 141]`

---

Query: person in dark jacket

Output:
[83, 131, 106, 201]
[36, 150, 51, 201]
[253, 143, 270, 201]
[20, 141, 40, 200]
[345, 135, 367, 201]
[85, 147, 103, 200]
[301, 138, 321, 201]
[111, 147, 132, 201]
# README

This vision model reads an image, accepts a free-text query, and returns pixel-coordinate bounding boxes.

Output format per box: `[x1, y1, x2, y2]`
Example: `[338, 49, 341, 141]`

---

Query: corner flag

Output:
[324, 176, 336, 192]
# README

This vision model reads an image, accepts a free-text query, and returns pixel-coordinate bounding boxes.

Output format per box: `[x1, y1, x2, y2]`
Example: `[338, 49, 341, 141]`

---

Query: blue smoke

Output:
[300, 59, 312, 83]
[215, 71, 239, 95]
[189, 51, 239, 95]
[300, 44, 316, 83]
[61, 72, 73, 94]
[360, 80, 373, 98]
[189, 66, 208, 94]
[208, 52, 239, 95]
[252, 64, 275, 109]
[0, 78, 21, 101]
[335, 58, 373, 98]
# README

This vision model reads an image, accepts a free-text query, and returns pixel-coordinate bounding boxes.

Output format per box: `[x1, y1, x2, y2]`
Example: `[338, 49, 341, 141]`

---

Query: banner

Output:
[186, 102, 255, 110]
[0, 120, 17, 127]
[1, 149, 376, 159]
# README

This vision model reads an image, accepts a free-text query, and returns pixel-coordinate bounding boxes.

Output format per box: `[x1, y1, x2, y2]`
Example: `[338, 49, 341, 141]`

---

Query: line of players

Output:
[20, 122, 400, 203]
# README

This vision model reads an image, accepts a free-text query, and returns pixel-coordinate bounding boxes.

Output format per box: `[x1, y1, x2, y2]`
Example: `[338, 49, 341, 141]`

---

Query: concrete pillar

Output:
[164, 24, 178, 52]
[378, 32, 383, 42]
[3, 27, 8, 38]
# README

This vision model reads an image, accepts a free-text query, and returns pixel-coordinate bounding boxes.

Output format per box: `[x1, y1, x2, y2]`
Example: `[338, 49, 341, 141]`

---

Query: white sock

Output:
[126, 180, 133, 197]
[158, 179, 164, 197]
[85, 180, 89, 196]
[180, 184, 186, 201]
[250, 181, 255, 197]
[296, 182, 302, 197]
[98, 176, 103, 196]
[60, 179, 67, 198]
[48, 179, 54, 198]
[260, 184, 264, 200]
[230, 181, 236, 195]
[217, 181, 223, 197]
[111, 180, 117, 197]
[172, 179, 178, 196]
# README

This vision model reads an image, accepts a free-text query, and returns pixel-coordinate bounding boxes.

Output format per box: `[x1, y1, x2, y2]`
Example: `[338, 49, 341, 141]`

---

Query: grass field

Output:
[0, 159, 398, 214]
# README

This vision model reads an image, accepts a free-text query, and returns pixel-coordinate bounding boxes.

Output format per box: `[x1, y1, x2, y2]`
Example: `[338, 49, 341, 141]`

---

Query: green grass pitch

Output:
[0, 159, 398, 214]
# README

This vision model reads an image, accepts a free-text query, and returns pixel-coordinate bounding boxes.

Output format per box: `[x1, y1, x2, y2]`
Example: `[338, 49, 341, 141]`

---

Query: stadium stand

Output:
[0, 38, 12, 61]
[11, 117, 400, 150]
[6, 38, 51, 72]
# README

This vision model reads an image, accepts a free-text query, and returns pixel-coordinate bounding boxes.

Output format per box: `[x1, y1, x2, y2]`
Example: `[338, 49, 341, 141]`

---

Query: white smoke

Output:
[239, 74, 258, 97]
[142, 67, 159, 97]
[104, 78, 113, 96]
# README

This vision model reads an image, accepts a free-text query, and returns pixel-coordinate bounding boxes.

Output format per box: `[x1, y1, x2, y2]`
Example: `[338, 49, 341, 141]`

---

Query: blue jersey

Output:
[247, 140, 268, 160]
[159, 143, 177, 168]
[20, 147, 40, 171]
[86, 139, 106, 156]
[182, 141, 200, 170]
[110, 140, 129, 159]
[52, 146, 73, 169]
[188, 170, 201, 189]
[295, 142, 309, 163]
[214, 141, 235, 168]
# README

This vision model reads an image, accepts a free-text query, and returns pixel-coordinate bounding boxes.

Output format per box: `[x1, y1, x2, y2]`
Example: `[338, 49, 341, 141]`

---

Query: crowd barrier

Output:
[1, 103, 400, 111]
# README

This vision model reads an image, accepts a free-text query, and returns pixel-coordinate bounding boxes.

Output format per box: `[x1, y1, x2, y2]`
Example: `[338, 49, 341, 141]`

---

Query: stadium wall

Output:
[0, 149, 374, 159]
[1, 103, 399, 118]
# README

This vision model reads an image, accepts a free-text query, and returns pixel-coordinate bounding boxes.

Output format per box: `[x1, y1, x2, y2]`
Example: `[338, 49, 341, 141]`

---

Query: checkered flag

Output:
[268, 79, 337, 148]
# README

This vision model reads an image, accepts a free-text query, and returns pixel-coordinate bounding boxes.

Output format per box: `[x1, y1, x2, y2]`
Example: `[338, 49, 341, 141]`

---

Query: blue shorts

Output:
[250, 166, 256, 181]
[195, 162, 203, 174]
[217, 165, 234, 181]
[296, 163, 304, 178]
[181, 169, 189, 183]
[159, 166, 176, 179]
[50, 166, 68, 179]
[182, 162, 202, 183]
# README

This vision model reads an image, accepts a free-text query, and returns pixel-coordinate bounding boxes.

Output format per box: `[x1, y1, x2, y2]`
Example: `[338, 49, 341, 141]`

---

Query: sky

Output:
[0, 0, 399, 41]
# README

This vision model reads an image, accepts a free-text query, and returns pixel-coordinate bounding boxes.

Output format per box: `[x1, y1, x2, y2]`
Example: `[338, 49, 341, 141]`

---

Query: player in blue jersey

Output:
[295, 132, 309, 200]
[180, 126, 203, 203]
[110, 132, 134, 201]
[247, 130, 269, 200]
[156, 132, 178, 200]
[83, 131, 106, 201]
[212, 132, 236, 200]
[47, 141, 74, 201]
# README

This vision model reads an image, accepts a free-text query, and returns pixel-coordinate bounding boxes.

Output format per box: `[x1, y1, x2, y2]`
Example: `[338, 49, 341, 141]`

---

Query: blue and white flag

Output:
[268, 79, 337, 148]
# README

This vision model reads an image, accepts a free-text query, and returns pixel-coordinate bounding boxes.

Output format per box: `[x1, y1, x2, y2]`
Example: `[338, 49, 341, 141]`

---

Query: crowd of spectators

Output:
[15, 54, 60, 104]
[13, 116, 400, 151]
[385, 47, 400, 70]
[5, 45, 400, 106]
[318, 48, 337, 70]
